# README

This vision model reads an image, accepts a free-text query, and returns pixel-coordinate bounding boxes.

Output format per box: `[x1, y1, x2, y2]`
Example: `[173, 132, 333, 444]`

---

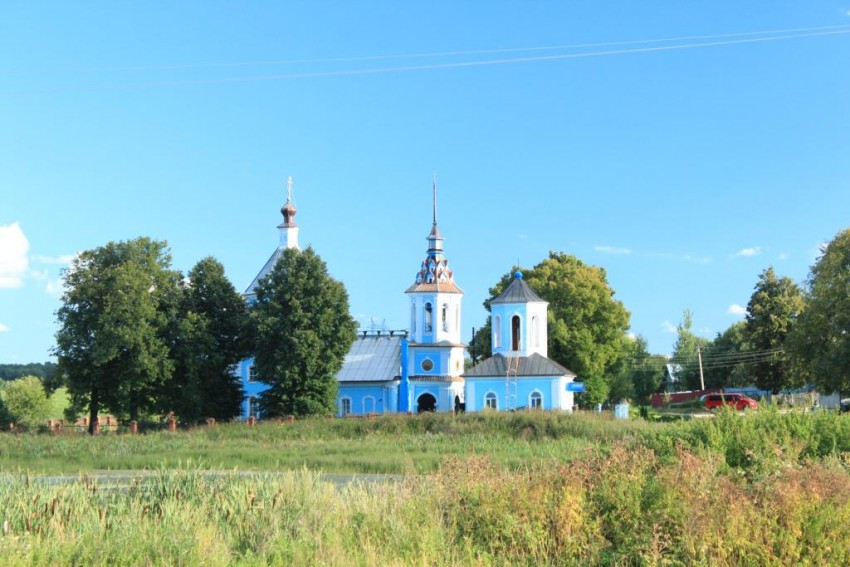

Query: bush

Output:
[1, 375, 51, 428]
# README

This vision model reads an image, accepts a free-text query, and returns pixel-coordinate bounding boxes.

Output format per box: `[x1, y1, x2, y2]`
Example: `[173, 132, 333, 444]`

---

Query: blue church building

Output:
[463, 271, 577, 411]
[237, 177, 577, 418]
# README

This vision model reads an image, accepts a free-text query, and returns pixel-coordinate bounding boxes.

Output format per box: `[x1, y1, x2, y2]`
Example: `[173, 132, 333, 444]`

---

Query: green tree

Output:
[54, 238, 181, 433]
[671, 310, 710, 391]
[743, 267, 805, 393]
[469, 317, 491, 366]
[251, 247, 357, 417]
[476, 253, 631, 404]
[611, 335, 666, 405]
[702, 321, 750, 389]
[789, 228, 850, 393]
[2, 376, 51, 428]
[166, 257, 250, 423]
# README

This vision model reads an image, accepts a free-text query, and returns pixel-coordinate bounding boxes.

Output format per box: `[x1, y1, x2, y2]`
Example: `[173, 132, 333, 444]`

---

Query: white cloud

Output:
[662, 320, 677, 333]
[518, 234, 528, 240]
[595, 245, 632, 255]
[778, 252, 789, 261]
[734, 246, 761, 258]
[682, 254, 712, 264]
[0, 222, 30, 288]
[32, 254, 76, 265]
[0, 322, 9, 332]
[698, 327, 712, 335]
[727, 304, 747, 316]
[646, 252, 711, 264]
[45, 279, 64, 297]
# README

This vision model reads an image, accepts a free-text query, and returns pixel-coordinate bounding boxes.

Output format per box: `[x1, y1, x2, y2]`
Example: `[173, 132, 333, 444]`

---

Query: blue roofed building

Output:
[463, 271, 577, 411]
[336, 330, 406, 416]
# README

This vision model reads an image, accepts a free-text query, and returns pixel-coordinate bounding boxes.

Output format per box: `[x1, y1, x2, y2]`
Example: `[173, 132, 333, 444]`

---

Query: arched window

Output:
[493, 316, 501, 348]
[442, 303, 449, 332]
[411, 304, 416, 333]
[531, 316, 539, 348]
[511, 315, 521, 351]
[530, 391, 543, 410]
[340, 397, 352, 417]
[363, 396, 375, 414]
[485, 391, 498, 410]
[425, 303, 433, 332]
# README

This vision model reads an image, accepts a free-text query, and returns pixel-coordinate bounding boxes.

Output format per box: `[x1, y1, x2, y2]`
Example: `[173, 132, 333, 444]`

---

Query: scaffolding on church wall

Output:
[505, 353, 519, 410]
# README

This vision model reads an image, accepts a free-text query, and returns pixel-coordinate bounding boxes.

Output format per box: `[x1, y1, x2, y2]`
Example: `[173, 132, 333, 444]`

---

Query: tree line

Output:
[35, 226, 850, 429]
[52, 237, 355, 434]
[471, 228, 850, 405]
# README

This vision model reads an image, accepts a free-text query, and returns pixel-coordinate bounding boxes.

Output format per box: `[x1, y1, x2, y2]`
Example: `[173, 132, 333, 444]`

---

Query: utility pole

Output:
[697, 346, 705, 391]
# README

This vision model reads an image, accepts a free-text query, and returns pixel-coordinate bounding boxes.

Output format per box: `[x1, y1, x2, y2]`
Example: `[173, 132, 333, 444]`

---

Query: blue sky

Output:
[2, 2, 849, 363]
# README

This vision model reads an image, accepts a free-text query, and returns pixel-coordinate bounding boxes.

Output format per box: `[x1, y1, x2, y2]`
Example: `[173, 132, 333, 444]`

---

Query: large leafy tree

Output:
[701, 321, 750, 390]
[54, 238, 181, 433]
[609, 335, 666, 405]
[251, 247, 357, 417]
[166, 257, 250, 423]
[744, 266, 805, 393]
[474, 252, 631, 404]
[789, 228, 850, 393]
[671, 309, 710, 391]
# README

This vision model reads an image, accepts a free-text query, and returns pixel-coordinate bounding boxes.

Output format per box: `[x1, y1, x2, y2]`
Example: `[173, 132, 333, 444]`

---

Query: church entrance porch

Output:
[417, 393, 437, 413]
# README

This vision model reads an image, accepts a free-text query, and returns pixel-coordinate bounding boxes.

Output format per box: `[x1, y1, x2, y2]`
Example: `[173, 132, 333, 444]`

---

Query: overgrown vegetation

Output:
[3, 410, 850, 565]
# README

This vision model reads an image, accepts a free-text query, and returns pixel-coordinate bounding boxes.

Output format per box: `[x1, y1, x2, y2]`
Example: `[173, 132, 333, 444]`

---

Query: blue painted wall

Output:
[465, 377, 566, 412]
[237, 357, 270, 419]
[337, 382, 399, 416]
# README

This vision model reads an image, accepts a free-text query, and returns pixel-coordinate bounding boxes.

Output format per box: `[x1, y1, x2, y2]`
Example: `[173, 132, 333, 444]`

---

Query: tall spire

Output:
[432, 172, 438, 227]
[427, 173, 443, 251]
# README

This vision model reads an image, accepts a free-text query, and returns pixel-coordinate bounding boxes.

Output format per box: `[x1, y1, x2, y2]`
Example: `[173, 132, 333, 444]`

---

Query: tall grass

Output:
[4, 408, 850, 477]
[2, 446, 850, 565]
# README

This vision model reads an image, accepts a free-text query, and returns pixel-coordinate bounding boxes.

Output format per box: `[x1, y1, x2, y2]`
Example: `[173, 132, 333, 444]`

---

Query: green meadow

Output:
[2, 408, 850, 564]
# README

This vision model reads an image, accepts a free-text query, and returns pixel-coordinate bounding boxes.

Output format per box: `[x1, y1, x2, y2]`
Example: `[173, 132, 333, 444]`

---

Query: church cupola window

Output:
[531, 316, 539, 348]
[511, 315, 521, 351]
[425, 303, 433, 332]
[442, 303, 449, 332]
[411, 304, 417, 333]
[493, 316, 501, 348]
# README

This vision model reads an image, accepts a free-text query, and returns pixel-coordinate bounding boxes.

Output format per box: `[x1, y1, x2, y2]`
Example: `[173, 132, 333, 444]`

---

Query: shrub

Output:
[1, 376, 51, 428]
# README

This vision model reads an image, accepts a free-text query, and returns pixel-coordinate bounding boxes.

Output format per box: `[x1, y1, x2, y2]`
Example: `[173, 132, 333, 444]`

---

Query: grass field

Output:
[2, 408, 850, 564]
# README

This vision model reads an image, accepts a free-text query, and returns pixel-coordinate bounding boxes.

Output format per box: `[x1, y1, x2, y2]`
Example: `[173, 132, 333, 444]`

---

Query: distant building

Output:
[336, 331, 405, 417]
[235, 177, 300, 419]
[463, 271, 577, 411]
[239, 176, 580, 419]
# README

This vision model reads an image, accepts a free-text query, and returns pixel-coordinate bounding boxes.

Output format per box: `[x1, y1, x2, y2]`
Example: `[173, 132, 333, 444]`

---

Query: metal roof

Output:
[244, 247, 285, 298]
[463, 353, 575, 378]
[490, 277, 546, 305]
[337, 334, 402, 383]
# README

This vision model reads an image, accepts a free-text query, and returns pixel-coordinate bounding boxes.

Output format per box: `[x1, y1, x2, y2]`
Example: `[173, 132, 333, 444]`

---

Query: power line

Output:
[4, 26, 850, 95]
[10, 23, 848, 74]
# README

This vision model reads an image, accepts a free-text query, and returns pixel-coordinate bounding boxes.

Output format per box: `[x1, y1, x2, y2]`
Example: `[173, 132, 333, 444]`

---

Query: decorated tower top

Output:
[406, 175, 462, 294]
[279, 176, 297, 228]
[277, 176, 300, 250]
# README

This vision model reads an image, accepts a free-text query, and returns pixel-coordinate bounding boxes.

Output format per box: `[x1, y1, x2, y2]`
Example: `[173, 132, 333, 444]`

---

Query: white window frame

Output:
[248, 365, 258, 382]
[247, 396, 258, 418]
[493, 316, 501, 349]
[529, 390, 543, 410]
[340, 397, 352, 417]
[484, 391, 498, 410]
